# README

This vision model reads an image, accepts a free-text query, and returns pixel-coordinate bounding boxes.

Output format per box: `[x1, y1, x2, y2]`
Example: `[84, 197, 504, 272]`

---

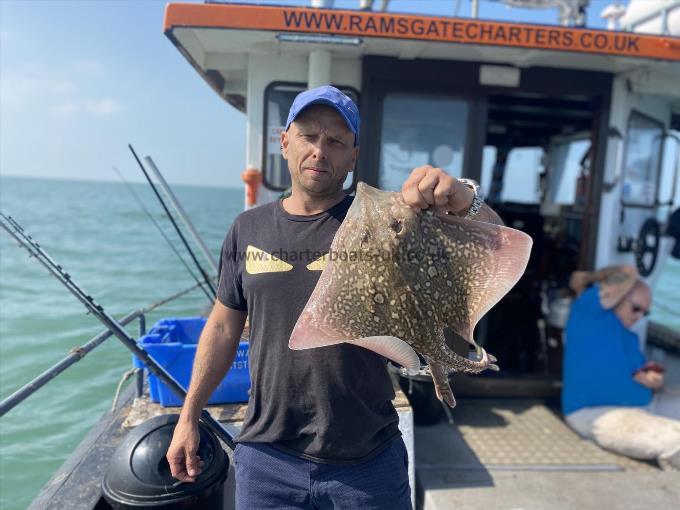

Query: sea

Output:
[0, 175, 679, 509]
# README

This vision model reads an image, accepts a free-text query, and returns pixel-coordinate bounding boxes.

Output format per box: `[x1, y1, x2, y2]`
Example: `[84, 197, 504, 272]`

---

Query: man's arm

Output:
[401, 165, 503, 225]
[569, 266, 637, 297]
[166, 300, 247, 482]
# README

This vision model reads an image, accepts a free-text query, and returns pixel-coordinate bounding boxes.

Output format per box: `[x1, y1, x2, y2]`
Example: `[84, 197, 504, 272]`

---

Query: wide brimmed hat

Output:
[598, 265, 640, 310]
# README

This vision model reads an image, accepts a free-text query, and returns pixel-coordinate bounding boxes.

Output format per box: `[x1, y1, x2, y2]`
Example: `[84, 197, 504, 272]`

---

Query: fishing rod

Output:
[128, 144, 217, 298]
[0, 212, 236, 450]
[111, 166, 214, 302]
[144, 156, 220, 275]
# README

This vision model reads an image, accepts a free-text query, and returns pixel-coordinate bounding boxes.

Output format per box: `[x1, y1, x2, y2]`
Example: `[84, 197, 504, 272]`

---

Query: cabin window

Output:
[378, 94, 467, 192]
[547, 138, 591, 205]
[481, 146, 495, 197]
[480, 146, 543, 204]
[500, 148, 544, 204]
[621, 111, 663, 207]
[263, 83, 359, 191]
[658, 131, 679, 210]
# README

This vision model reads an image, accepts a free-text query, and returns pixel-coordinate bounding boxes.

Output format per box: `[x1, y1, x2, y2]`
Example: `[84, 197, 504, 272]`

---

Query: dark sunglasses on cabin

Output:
[628, 298, 650, 317]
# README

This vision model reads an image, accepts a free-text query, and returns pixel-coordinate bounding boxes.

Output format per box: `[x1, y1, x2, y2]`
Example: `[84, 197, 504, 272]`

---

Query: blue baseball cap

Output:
[285, 85, 360, 146]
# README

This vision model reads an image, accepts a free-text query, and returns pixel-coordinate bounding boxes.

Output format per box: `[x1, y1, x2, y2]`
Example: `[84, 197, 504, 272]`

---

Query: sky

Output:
[0, 0, 644, 189]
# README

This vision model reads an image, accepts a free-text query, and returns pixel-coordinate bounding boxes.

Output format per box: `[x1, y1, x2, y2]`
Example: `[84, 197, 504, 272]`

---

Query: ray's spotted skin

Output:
[289, 182, 532, 407]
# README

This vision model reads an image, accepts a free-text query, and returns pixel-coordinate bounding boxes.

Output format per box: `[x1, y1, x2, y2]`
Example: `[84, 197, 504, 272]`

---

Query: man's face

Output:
[615, 283, 651, 328]
[281, 104, 358, 197]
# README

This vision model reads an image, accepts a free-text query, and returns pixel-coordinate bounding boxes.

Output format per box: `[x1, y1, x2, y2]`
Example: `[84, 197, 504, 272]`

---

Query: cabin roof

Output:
[163, 2, 680, 112]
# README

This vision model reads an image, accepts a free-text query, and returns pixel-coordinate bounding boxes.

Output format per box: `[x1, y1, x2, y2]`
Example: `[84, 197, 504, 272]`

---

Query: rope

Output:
[111, 368, 140, 412]
[141, 277, 217, 314]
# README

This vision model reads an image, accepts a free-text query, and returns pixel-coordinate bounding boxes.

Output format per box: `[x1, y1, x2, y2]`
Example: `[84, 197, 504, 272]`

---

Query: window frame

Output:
[376, 92, 472, 192]
[261, 81, 361, 192]
[544, 131, 592, 207]
[620, 110, 665, 209]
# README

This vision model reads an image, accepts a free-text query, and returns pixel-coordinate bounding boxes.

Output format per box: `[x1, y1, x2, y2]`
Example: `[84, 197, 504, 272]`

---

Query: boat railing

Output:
[620, 0, 680, 35]
[0, 280, 210, 418]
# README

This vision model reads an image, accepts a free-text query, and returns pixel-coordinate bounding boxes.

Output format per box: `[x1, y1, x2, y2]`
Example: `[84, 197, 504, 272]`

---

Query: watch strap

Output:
[458, 178, 483, 219]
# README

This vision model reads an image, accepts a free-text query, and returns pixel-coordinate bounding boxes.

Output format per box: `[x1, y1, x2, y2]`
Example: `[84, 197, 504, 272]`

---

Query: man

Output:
[563, 265, 680, 470]
[166, 85, 502, 508]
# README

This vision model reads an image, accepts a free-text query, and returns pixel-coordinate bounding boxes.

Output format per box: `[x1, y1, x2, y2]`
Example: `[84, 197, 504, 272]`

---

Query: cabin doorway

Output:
[360, 57, 612, 395]
[479, 93, 601, 389]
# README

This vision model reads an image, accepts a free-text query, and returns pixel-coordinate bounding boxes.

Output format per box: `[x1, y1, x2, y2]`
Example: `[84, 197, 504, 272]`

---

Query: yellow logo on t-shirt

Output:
[245, 245, 293, 274]
[306, 253, 329, 271]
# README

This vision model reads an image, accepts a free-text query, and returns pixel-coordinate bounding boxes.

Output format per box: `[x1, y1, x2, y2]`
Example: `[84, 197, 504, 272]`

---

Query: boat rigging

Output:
[111, 166, 214, 302]
[128, 144, 217, 298]
[0, 213, 235, 449]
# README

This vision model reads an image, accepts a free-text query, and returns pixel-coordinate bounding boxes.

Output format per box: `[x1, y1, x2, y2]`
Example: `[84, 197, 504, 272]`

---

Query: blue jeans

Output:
[234, 437, 412, 509]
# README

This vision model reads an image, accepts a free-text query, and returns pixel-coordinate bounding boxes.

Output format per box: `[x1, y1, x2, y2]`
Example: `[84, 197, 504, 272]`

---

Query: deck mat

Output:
[417, 399, 657, 472]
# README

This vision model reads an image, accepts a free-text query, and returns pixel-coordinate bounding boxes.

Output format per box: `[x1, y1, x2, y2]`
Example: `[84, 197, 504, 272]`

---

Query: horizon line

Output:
[0, 172, 244, 191]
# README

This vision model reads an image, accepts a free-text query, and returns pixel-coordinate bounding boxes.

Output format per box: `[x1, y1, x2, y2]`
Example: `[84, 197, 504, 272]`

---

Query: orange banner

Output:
[165, 3, 680, 62]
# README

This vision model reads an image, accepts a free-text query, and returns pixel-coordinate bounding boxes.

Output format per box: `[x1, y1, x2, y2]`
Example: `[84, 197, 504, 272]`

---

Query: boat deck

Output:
[416, 346, 680, 510]
[30, 347, 680, 510]
[415, 399, 680, 510]
[421, 398, 657, 472]
[28, 384, 413, 510]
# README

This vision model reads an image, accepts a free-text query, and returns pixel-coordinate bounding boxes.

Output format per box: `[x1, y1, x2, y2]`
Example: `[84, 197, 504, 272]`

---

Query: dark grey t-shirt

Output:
[217, 195, 400, 464]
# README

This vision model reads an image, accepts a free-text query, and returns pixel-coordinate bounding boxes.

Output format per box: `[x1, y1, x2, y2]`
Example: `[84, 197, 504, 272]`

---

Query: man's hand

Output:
[401, 165, 473, 214]
[634, 369, 664, 391]
[166, 419, 204, 482]
[165, 302, 246, 482]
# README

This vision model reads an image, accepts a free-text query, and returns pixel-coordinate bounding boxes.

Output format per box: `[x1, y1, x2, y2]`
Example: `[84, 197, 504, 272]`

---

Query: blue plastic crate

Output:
[133, 317, 250, 407]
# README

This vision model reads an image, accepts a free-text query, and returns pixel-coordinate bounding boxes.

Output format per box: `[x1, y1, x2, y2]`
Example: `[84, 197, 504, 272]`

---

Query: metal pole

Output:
[471, 0, 479, 18]
[112, 166, 213, 302]
[0, 214, 236, 449]
[0, 280, 207, 418]
[0, 311, 138, 417]
[138, 314, 147, 336]
[308, 49, 332, 89]
[143, 156, 220, 275]
[129, 146, 216, 297]
[136, 314, 147, 397]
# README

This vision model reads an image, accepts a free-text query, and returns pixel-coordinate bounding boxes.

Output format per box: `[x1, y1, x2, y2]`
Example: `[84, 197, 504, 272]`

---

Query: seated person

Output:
[562, 265, 680, 470]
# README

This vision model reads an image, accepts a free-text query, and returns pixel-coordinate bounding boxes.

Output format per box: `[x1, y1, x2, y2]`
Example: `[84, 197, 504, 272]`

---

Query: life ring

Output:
[635, 218, 660, 277]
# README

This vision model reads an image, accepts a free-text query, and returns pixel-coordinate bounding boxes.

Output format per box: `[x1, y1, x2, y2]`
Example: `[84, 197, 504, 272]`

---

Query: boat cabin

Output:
[24, 2, 680, 509]
[164, 0, 680, 396]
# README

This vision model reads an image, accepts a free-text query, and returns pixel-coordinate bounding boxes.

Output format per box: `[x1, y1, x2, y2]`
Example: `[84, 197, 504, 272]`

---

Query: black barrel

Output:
[398, 374, 443, 426]
[102, 414, 229, 509]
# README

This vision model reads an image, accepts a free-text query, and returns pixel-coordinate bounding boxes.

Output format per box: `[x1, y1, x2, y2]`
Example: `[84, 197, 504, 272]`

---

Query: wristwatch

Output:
[458, 178, 483, 219]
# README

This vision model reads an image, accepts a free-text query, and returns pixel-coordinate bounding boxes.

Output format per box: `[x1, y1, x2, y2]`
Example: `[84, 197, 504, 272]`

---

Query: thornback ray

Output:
[289, 182, 532, 407]
[290, 311, 421, 372]
[427, 358, 456, 408]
